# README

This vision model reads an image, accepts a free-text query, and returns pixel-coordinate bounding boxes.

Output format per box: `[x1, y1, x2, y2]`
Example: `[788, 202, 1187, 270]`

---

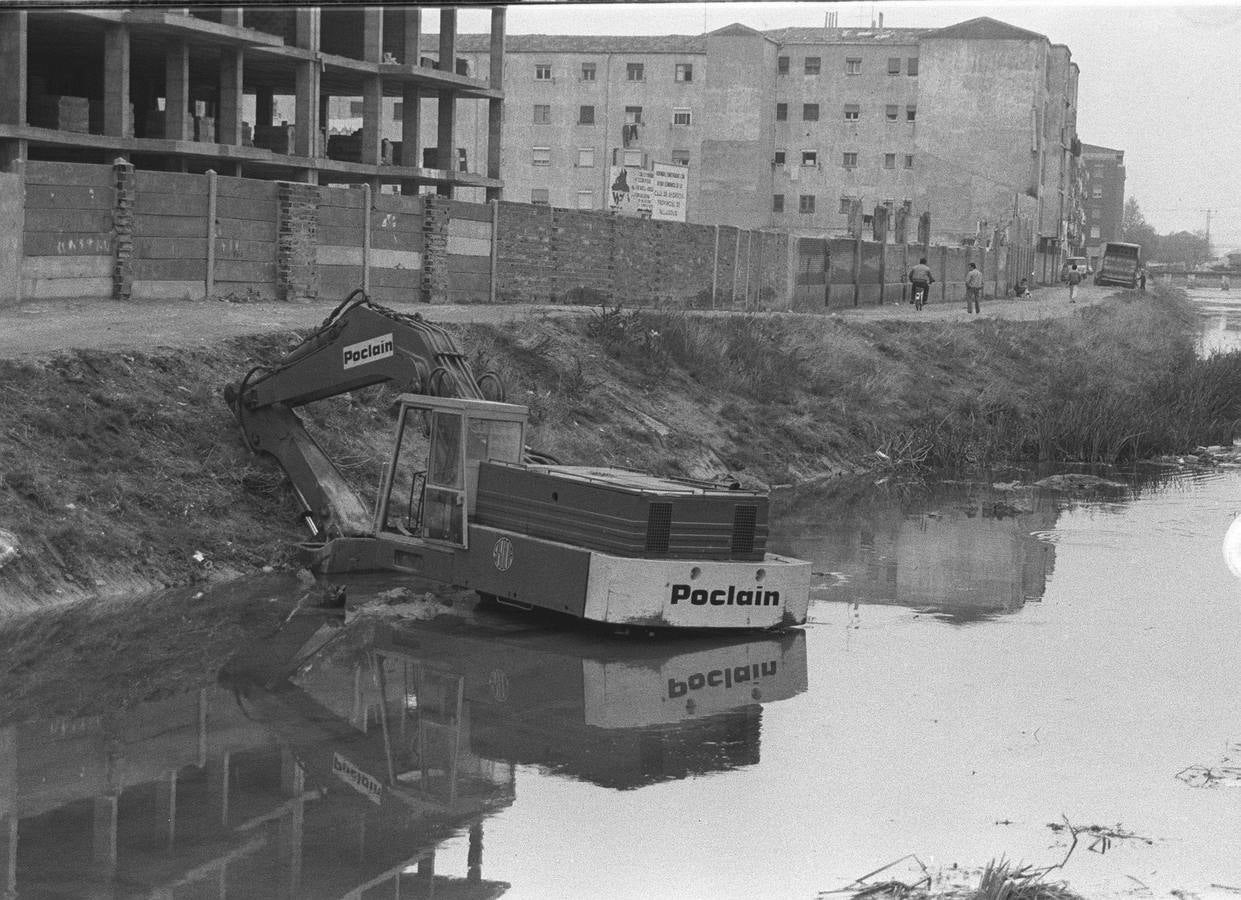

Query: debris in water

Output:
[1176, 764, 1241, 788]
[0, 529, 19, 570]
[1034, 474, 1127, 491]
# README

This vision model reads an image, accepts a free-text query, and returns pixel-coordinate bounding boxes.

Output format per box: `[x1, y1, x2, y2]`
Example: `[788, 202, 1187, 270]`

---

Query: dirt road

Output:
[0, 283, 1117, 359]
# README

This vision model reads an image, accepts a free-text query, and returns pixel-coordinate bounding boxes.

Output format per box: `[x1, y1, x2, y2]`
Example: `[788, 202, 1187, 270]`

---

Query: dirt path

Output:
[0, 284, 1118, 359]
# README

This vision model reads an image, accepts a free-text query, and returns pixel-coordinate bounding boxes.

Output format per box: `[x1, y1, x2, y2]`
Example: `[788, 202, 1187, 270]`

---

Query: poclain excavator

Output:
[225, 290, 810, 630]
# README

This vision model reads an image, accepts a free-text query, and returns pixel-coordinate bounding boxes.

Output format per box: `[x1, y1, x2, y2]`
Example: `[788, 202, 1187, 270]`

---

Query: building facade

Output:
[1080, 143, 1126, 267]
[378, 16, 1082, 252]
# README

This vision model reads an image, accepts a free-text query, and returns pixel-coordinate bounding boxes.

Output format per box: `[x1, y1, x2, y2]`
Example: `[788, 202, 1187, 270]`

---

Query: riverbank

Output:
[0, 282, 1237, 610]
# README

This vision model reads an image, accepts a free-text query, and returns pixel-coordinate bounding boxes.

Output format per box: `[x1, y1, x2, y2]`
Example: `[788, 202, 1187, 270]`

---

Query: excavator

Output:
[224, 290, 810, 630]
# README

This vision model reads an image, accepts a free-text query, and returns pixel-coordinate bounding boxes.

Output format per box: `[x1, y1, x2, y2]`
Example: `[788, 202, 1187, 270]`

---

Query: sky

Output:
[446, 1, 1241, 254]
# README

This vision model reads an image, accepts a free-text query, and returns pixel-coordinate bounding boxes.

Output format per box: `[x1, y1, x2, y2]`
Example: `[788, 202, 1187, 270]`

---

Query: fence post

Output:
[823, 238, 831, 308]
[205, 169, 217, 299]
[940, 245, 948, 304]
[489, 198, 498, 304]
[743, 230, 753, 307]
[852, 232, 862, 307]
[361, 182, 372, 294]
[731, 227, 740, 305]
[111, 156, 134, 301]
[879, 234, 887, 305]
[711, 224, 719, 308]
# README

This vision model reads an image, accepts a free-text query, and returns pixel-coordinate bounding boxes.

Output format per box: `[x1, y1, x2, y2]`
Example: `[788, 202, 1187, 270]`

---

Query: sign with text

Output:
[608, 162, 688, 222]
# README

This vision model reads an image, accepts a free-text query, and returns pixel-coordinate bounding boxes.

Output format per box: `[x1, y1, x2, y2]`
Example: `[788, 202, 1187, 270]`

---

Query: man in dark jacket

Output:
[909, 258, 934, 310]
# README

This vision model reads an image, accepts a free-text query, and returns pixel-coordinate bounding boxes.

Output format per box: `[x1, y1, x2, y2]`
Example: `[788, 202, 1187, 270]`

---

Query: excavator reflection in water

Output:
[224, 291, 810, 631]
[0, 597, 808, 897]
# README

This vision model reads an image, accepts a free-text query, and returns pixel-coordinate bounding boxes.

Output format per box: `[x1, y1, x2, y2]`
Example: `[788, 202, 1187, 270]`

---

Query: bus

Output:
[1094, 242, 1142, 288]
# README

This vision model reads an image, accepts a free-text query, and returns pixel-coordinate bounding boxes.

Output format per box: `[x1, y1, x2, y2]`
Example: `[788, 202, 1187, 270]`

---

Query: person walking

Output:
[1139, 266, 1147, 291]
[909, 257, 934, 311]
[965, 262, 983, 314]
[1066, 262, 1083, 303]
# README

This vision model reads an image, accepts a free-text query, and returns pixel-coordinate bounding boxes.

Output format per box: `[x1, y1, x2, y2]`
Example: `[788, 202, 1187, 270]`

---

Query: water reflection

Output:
[772, 477, 1061, 622]
[0, 609, 806, 897]
[1186, 285, 1241, 355]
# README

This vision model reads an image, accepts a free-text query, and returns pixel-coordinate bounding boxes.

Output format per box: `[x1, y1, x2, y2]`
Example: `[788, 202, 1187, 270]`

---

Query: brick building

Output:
[1080, 143, 1126, 268]
[0, 6, 504, 196]
[374, 15, 1082, 255]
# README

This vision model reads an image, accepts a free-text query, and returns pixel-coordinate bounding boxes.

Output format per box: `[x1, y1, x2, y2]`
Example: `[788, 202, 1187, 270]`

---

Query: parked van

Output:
[1094, 242, 1142, 288]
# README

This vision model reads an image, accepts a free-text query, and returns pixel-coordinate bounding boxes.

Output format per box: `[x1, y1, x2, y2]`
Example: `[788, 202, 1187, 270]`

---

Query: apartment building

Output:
[374, 15, 1082, 249]
[1080, 143, 1126, 267]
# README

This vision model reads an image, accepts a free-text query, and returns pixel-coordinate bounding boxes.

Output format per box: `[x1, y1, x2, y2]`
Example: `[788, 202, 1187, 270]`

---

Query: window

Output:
[884, 153, 896, 169]
[349, 100, 363, 116]
[904, 154, 914, 169]
[846, 58, 862, 75]
[804, 56, 821, 75]
[622, 148, 643, 166]
[777, 56, 789, 75]
[799, 194, 815, 214]
[773, 150, 786, 165]
[392, 102, 404, 121]
[577, 190, 594, 210]
[577, 147, 595, 168]
[886, 105, 898, 121]
[671, 149, 690, 166]
[776, 103, 788, 121]
[842, 152, 858, 168]
[803, 103, 819, 121]
[888, 57, 901, 75]
[1091, 208, 1101, 220]
[579, 105, 595, 125]
[457, 148, 468, 172]
[535, 64, 552, 80]
[773, 194, 784, 213]
[906, 105, 917, 122]
[907, 57, 919, 76]
[627, 62, 644, 81]
[840, 197, 855, 214]
[1090, 226, 1101, 239]
[532, 147, 551, 166]
[531, 188, 549, 205]
[802, 150, 818, 166]
[581, 62, 596, 81]
[1092, 186, 1103, 198]
[675, 63, 693, 82]
[625, 106, 643, 124]
[533, 104, 551, 124]
[673, 108, 692, 126]
[844, 104, 860, 121]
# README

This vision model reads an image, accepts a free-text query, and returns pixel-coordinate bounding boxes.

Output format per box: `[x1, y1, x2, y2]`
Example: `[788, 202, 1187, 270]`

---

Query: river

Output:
[3, 293, 1239, 899]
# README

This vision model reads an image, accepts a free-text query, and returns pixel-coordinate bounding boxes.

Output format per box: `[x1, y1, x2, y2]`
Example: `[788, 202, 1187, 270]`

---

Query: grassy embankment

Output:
[1, 283, 1238, 608]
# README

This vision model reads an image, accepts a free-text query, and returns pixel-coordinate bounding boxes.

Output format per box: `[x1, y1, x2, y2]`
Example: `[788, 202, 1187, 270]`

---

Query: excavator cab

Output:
[376, 395, 527, 549]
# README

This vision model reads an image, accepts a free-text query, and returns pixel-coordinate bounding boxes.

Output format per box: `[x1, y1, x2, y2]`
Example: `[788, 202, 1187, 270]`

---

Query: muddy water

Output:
[1190, 281, 1241, 354]
[4, 466, 1240, 899]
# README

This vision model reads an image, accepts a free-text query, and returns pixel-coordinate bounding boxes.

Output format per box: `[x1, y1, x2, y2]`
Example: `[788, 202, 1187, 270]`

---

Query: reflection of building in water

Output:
[0, 612, 807, 895]
[778, 480, 1059, 621]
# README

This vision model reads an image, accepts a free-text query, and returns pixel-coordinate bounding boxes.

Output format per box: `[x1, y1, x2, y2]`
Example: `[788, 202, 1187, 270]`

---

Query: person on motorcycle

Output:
[909, 258, 935, 310]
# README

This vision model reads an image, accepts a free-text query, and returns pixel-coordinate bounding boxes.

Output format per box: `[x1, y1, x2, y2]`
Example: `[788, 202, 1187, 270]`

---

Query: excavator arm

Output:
[224, 290, 509, 540]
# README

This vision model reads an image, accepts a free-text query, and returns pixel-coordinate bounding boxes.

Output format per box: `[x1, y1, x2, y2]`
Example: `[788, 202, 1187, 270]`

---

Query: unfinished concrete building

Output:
[0, 6, 505, 196]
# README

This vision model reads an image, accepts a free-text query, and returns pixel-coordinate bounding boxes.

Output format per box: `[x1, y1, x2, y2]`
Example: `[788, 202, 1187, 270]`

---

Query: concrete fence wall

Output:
[1, 160, 1025, 312]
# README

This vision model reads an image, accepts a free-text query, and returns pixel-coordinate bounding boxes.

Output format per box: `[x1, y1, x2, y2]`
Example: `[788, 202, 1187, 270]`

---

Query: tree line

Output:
[1121, 198, 1214, 267]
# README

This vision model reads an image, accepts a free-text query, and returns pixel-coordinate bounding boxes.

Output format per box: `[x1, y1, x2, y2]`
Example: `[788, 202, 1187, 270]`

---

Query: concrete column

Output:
[92, 795, 119, 878]
[294, 59, 320, 158]
[436, 9, 456, 194]
[363, 6, 383, 62]
[295, 7, 319, 50]
[220, 7, 242, 28]
[485, 7, 504, 200]
[361, 75, 382, 165]
[154, 771, 177, 849]
[402, 7, 421, 64]
[206, 752, 231, 828]
[0, 12, 26, 127]
[103, 24, 131, 138]
[218, 48, 243, 146]
[164, 40, 190, 141]
[1, 816, 15, 900]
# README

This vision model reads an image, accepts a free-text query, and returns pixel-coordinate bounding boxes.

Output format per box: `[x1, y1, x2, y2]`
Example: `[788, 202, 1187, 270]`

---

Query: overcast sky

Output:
[448, 1, 1241, 253]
